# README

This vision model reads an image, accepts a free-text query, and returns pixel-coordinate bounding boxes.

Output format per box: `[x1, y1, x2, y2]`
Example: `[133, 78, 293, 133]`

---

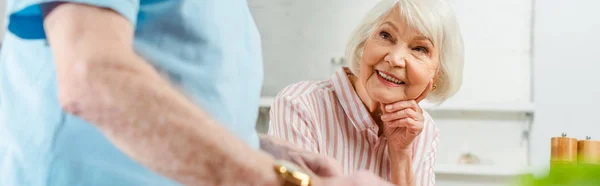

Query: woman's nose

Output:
[385, 48, 407, 68]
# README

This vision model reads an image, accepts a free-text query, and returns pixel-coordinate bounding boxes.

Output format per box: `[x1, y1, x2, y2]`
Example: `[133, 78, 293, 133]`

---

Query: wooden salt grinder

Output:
[551, 133, 578, 167]
[577, 136, 600, 164]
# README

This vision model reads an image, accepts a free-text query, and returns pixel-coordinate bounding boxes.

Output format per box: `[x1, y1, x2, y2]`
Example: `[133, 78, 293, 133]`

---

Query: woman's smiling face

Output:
[358, 5, 440, 104]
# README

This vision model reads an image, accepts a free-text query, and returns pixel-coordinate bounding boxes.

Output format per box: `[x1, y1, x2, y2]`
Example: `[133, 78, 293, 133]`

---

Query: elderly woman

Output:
[267, 0, 463, 185]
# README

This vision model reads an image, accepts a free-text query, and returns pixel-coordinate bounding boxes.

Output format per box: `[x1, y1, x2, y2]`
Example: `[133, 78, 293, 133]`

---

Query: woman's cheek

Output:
[405, 86, 425, 100]
[407, 66, 432, 98]
[360, 70, 373, 86]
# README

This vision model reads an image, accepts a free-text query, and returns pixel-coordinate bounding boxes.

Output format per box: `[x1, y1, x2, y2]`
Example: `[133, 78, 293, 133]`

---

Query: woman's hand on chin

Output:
[380, 100, 424, 152]
[380, 81, 432, 153]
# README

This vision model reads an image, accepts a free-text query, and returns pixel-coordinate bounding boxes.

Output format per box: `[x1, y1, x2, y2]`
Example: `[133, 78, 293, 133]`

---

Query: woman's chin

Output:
[368, 92, 406, 104]
[365, 84, 409, 104]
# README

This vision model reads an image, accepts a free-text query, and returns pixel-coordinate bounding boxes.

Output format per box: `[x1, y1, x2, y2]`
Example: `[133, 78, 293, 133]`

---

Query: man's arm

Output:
[44, 3, 280, 185]
[259, 134, 343, 177]
[261, 92, 345, 177]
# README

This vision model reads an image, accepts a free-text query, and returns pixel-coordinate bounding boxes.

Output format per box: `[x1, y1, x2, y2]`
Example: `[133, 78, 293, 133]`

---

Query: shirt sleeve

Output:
[7, 0, 139, 40]
[413, 112, 440, 186]
[267, 95, 320, 153]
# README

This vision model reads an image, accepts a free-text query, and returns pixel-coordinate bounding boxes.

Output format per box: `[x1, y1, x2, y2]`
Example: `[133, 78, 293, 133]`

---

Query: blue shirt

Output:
[0, 0, 263, 185]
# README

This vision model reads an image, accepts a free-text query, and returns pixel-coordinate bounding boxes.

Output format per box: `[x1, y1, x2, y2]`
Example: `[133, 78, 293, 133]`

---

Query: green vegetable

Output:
[518, 164, 600, 186]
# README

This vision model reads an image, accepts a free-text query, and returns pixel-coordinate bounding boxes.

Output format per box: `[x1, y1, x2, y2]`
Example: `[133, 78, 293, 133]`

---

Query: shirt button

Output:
[371, 126, 377, 130]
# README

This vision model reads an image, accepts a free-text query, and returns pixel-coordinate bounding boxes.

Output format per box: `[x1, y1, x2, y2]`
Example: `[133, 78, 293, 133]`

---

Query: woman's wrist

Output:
[389, 146, 415, 185]
[389, 147, 412, 163]
[388, 142, 413, 155]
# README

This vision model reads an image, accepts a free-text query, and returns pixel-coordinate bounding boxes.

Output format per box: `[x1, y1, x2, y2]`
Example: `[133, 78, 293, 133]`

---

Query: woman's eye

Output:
[379, 31, 392, 40]
[413, 46, 429, 53]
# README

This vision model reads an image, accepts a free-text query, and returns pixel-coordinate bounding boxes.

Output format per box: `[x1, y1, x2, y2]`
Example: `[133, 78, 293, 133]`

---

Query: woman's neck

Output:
[348, 72, 384, 128]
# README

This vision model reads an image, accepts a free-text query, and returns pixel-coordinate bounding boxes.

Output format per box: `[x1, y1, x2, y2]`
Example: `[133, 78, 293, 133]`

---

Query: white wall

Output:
[249, 0, 382, 96]
[530, 0, 600, 175]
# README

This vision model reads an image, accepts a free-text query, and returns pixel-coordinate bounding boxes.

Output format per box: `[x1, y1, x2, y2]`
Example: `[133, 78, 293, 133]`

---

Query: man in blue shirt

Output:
[0, 0, 393, 185]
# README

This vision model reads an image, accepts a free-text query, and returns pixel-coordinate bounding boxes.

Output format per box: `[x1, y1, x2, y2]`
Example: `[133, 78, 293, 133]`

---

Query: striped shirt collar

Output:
[329, 67, 378, 131]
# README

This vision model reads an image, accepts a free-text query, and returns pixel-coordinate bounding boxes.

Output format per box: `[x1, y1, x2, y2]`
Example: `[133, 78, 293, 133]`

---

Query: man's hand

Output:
[260, 135, 396, 186]
[290, 150, 343, 177]
[259, 135, 343, 177]
[313, 171, 396, 186]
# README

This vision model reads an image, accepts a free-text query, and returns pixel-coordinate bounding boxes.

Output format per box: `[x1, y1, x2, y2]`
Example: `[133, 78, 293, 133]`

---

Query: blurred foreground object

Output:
[519, 163, 600, 186]
[518, 134, 600, 186]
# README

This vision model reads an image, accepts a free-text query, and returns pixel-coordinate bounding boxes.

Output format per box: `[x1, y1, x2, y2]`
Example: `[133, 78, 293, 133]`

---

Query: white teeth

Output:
[377, 71, 403, 84]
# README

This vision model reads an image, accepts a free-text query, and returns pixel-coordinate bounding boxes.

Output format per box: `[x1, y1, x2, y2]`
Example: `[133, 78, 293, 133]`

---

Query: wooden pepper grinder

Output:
[577, 136, 600, 165]
[551, 133, 578, 167]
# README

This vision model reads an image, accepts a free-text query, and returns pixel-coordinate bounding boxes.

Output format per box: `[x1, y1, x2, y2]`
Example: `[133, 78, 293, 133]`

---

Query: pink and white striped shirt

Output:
[267, 68, 439, 185]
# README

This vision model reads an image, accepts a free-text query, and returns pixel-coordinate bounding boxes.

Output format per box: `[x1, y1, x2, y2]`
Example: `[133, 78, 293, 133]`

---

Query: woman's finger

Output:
[384, 100, 419, 113]
[383, 118, 424, 133]
[381, 108, 421, 122]
[383, 118, 414, 128]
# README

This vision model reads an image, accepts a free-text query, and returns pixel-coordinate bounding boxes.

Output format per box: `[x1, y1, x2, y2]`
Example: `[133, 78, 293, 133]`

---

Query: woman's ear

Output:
[431, 77, 438, 91]
[431, 69, 442, 92]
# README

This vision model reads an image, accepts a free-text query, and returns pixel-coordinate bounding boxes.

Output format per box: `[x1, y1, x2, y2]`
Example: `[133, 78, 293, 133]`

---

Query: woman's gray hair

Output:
[345, 0, 464, 103]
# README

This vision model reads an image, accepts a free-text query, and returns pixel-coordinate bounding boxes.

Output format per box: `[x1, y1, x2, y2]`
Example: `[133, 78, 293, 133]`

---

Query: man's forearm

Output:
[43, 4, 282, 185]
[57, 54, 279, 186]
[390, 150, 416, 186]
[259, 134, 304, 161]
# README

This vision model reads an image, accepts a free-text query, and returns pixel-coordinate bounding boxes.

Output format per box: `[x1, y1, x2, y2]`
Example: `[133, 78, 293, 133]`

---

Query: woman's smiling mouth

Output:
[375, 70, 405, 87]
